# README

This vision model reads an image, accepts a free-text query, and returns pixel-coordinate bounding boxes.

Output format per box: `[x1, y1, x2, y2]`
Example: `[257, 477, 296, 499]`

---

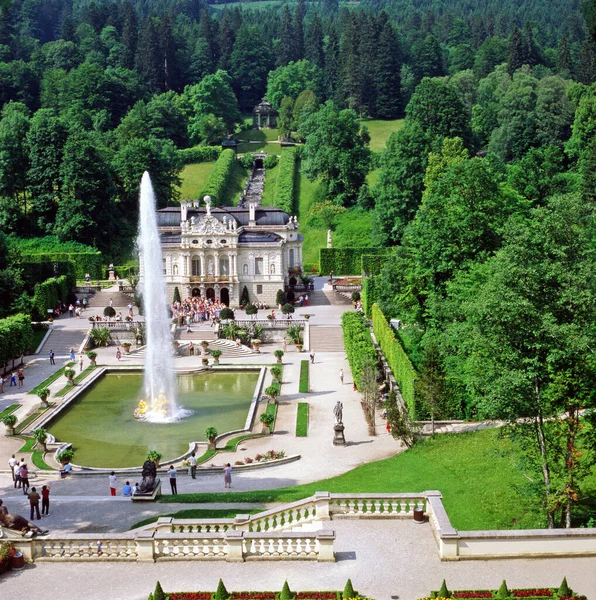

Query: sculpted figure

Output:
[139, 459, 158, 492]
[0, 500, 48, 536]
[333, 401, 343, 425]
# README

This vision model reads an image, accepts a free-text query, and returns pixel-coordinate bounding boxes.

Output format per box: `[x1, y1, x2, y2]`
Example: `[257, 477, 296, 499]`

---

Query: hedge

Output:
[33, 275, 73, 319]
[320, 248, 383, 276]
[0, 313, 34, 368]
[371, 303, 418, 419]
[299, 359, 309, 393]
[178, 145, 222, 165]
[273, 147, 297, 214]
[361, 276, 380, 318]
[20, 261, 76, 293]
[341, 311, 376, 387]
[199, 148, 236, 205]
[361, 254, 388, 277]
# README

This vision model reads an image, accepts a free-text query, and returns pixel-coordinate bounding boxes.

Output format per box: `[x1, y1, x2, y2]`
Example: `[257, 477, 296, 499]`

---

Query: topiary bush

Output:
[220, 307, 235, 320]
[103, 306, 116, 318]
[241, 286, 250, 306]
[173, 287, 181, 303]
[280, 580, 294, 600]
[320, 247, 383, 276]
[273, 147, 297, 214]
[343, 579, 357, 599]
[199, 149, 236, 205]
[245, 305, 258, 316]
[178, 145, 221, 165]
[282, 303, 295, 315]
[213, 578, 230, 600]
[276, 289, 286, 306]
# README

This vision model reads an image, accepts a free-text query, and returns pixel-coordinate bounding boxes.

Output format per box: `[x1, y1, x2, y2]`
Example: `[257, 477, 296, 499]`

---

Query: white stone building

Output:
[152, 197, 303, 306]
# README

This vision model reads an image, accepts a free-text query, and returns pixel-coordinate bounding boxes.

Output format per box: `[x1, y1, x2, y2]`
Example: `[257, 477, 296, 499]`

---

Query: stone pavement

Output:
[0, 520, 594, 600]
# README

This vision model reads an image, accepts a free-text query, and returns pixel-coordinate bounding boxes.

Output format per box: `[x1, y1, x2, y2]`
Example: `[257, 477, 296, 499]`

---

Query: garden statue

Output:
[333, 401, 343, 424]
[327, 229, 332, 248]
[139, 458, 158, 492]
[333, 401, 346, 446]
[0, 501, 48, 536]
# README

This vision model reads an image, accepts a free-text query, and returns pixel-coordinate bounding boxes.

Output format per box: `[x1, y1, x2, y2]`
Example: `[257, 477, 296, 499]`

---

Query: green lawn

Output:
[237, 128, 280, 143]
[177, 162, 216, 200]
[296, 402, 309, 436]
[29, 328, 47, 353]
[260, 164, 278, 207]
[160, 428, 562, 531]
[220, 162, 251, 206]
[360, 118, 404, 153]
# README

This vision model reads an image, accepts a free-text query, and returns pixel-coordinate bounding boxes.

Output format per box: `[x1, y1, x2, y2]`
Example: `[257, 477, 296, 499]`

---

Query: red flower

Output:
[513, 590, 553, 598]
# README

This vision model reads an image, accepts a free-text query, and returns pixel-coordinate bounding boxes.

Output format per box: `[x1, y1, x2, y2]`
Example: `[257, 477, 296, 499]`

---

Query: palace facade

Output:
[150, 197, 303, 306]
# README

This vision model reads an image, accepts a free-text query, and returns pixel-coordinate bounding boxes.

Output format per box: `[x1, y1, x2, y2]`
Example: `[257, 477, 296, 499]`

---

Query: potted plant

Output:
[103, 306, 116, 319]
[2, 414, 17, 436]
[64, 368, 76, 384]
[36, 387, 51, 407]
[270, 365, 282, 381]
[0, 542, 16, 574]
[122, 342, 132, 353]
[56, 447, 74, 464]
[32, 427, 49, 452]
[146, 449, 163, 468]
[274, 349, 284, 364]
[205, 426, 218, 450]
[86, 351, 97, 366]
[245, 305, 258, 318]
[265, 383, 280, 404]
[210, 349, 222, 365]
[303, 314, 311, 320]
[295, 337, 304, 352]
[251, 338, 262, 353]
[202, 356, 209, 366]
[260, 412, 275, 435]
[200, 340, 210, 355]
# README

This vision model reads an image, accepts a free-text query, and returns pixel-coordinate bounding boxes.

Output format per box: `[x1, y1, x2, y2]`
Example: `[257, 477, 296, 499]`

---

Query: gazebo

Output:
[253, 99, 277, 129]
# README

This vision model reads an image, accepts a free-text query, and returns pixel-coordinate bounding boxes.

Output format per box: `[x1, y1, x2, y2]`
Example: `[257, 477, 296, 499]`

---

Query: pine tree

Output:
[415, 34, 445, 79]
[339, 12, 362, 111]
[120, 0, 138, 70]
[580, 137, 596, 204]
[153, 581, 166, 600]
[359, 13, 378, 115]
[59, 1, 75, 43]
[556, 35, 573, 75]
[523, 22, 540, 67]
[135, 18, 162, 92]
[507, 27, 524, 74]
[578, 38, 596, 84]
[324, 26, 340, 101]
[241, 286, 249, 305]
[304, 13, 324, 67]
[158, 15, 182, 92]
[293, 0, 305, 61]
[277, 5, 295, 67]
[373, 21, 402, 119]
[342, 579, 356, 599]
[218, 10, 237, 72]
[198, 6, 217, 70]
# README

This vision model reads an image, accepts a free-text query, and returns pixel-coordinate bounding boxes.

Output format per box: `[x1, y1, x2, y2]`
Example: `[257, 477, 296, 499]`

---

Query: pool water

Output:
[49, 371, 259, 468]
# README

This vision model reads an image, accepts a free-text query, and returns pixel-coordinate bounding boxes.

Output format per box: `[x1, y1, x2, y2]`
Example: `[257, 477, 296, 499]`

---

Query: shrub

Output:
[273, 148, 297, 214]
[64, 368, 75, 380]
[0, 313, 34, 367]
[270, 365, 282, 379]
[299, 360, 309, 393]
[178, 145, 221, 165]
[362, 275, 379, 317]
[351, 291, 361, 302]
[205, 426, 218, 441]
[2, 414, 17, 428]
[103, 306, 116, 318]
[439, 580, 452, 599]
[320, 247, 384, 276]
[240, 286, 249, 305]
[265, 382, 281, 399]
[280, 581, 294, 600]
[372, 304, 418, 418]
[213, 579, 230, 600]
[210, 349, 222, 359]
[260, 412, 275, 426]
[282, 303, 295, 315]
[199, 149, 236, 205]
[558, 578, 572, 597]
[36, 387, 50, 405]
[32, 427, 48, 446]
[276, 289, 286, 306]
[153, 581, 166, 600]
[89, 326, 111, 347]
[86, 351, 97, 360]
[343, 579, 357, 600]
[274, 349, 284, 361]
[341, 311, 376, 387]
[264, 154, 278, 168]
[496, 582, 510, 599]
[57, 447, 74, 464]
[33, 275, 73, 319]
[287, 324, 303, 344]
[245, 305, 258, 316]
[146, 449, 163, 462]
[220, 307, 235, 320]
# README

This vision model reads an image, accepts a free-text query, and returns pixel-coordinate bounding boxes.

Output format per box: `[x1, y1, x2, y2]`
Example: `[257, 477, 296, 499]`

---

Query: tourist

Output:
[9, 372, 16, 386]
[13, 462, 21, 488]
[17, 369, 24, 389]
[168, 465, 178, 495]
[116, 347, 122, 361]
[49, 349, 55, 365]
[132, 482, 139, 496]
[109, 298, 113, 308]
[122, 481, 132, 496]
[109, 471, 117, 496]
[41, 485, 50, 516]
[69, 348, 75, 361]
[82, 297, 87, 310]
[0, 499, 8, 518]
[85, 273, 90, 285]
[8, 454, 16, 481]
[309, 350, 315, 364]
[304, 294, 309, 306]
[189, 452, 197, 479]
[189, 342, 194, 356]
[28, 487, 41, 520]
[128, 303, 134, 317]
[69, 304, 74, 317]
[59, 462, 72, 478]
[386, 420, 391, 434]
[224, 463, 232, 488]
[339, 369, 344, 385]
[282, 337, 287, 353]
[79, 354, 84, 372]
[0, 375, 4, 393]
[20, 463, 30, 495]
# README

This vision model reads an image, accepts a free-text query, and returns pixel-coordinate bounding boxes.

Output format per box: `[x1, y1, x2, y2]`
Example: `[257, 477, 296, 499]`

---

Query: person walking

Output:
[109, 471, 117, 496]
[17, 369, 24, 388]
[339, 368, 344, 385]
[9, 372, 16, 386]
[20, 463, 30, 494]
[28, 487, 41, 520]
[189, 452, 197, 479]
[282, 337, 287, 353]
[49, 349, 55, 365]
[41, 485, 50, 516]
[8, 454, 17, 481]
[168, 465, 178, 495]
[0, 375, 5, 393]
[309, 350, 315, 364]
[116, 347, 122, 361]
[189, 342, 194, 356]
[69, 348, 75, 361]
[224, 463, 232, 488]
[13, 462, 21, 488]
[79, 354, 84, 372]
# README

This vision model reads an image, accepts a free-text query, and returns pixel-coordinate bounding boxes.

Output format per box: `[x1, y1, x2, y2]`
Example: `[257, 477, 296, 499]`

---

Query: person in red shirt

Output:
[41, 485, 50, 516]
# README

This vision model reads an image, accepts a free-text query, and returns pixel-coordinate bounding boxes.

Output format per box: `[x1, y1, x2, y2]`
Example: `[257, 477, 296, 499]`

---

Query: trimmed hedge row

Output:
[361, 254, 388, 276]
[33, 275, 73, 319]
[20, 251, 102, 279]
[372, 303, 418, 419]
[20, 261, 76, 293]
[0, 313, 34, 367]
[273, 147, 297, 214]
[362, 276, 380, 318]
[178, 145, 222, 165]
[341, 311, 376, 387]
[320, 248, 382, 276]
[199, 148, 236, 205]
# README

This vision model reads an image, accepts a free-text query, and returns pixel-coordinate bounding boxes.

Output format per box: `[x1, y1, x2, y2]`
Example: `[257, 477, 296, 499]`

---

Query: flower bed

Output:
[233, 450, 285, 466]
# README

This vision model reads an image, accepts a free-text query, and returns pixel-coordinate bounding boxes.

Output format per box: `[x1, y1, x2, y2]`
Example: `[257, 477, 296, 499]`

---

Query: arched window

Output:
[191, 258, 201, 276]
[289, 249, 295, 267]
[220, 256, 229, 275]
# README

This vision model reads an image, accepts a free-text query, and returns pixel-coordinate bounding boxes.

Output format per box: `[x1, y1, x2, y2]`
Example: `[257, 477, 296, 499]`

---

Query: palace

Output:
[151, 196, 304, 306]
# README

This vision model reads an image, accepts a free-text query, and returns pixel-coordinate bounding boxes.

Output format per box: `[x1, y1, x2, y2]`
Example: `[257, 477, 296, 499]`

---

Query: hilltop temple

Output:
[153, 196, 303, 306]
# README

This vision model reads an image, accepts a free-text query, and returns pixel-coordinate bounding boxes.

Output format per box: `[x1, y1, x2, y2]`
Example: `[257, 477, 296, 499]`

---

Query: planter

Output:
[261, 425, 271, 435]
[89, 359, 97, 367]
[252, 344, 261, 353]
[10, 552, 25, 571]
[6, 427, 15, 436]
[213, 358, 220, 366]
[295, 344, 303, 352]
[122, 344, 131, 353]
[202, 358, 209, 366]
[208, 438, 216, 450]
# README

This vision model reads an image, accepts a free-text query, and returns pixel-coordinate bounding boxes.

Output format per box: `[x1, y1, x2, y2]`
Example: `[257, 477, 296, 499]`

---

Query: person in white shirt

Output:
[189, 452, 197, 479]
[13, 463, 21, 488]
[109, 471, 117, 496]
[8, 454, 17, 481]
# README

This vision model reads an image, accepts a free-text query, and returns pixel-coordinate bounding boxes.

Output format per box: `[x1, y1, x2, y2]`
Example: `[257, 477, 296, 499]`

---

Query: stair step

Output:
[40, 329, 87, 356]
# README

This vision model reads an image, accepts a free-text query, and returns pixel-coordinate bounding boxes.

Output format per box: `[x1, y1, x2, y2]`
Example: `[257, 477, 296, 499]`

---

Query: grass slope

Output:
[177, 162, 216, 200]
[260, 164, 279, 207]
[361, 118, 404, 153]
[160, 428, 552, 531]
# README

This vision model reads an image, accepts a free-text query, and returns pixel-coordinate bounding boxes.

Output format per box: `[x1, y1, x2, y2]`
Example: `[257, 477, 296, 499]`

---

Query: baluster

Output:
[276, 539, 284, 556]
[357, 499, 365, 514]
[266, 538, 274, 555]
[202, 538, 211, 556]
[399, 500, 407, 515]
[128, 540, 137, 558]
[304, 537, 312, 555]
[272, 514, 278, 529]
[295, 538, 303, 555]
[286, 538, 294, 556]
[280, 511, 286, 528]
[258, 538, 266, 555]
[213, 538, 221, 556]
[249, 539, 256, 555]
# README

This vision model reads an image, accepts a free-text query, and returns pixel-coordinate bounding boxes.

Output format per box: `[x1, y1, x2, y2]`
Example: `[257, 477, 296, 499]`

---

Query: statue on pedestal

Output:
[333, 401, 346, 446]
[327, 229, 332, 248]
[139, 459, 158, 492]
[0, 500, 48, 536]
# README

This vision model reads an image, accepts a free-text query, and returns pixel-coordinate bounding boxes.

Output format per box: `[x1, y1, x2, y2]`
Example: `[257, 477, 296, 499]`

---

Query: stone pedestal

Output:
[333, 423, 345, 446]
[108, 269, 116, 281]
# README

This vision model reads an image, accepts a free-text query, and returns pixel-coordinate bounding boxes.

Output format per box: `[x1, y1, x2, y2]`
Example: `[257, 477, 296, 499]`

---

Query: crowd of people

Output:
[171, 298, 226, 326]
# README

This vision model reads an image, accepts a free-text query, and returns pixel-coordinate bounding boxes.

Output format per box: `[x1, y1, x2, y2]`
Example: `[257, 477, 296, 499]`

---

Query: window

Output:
[163, 259, 167, 275]
[220, 257, 229, 275]
[192, 258, 201, 276]
[192, 239, 198, 245]
[257, 284, 263, 294]
[289, 249, 295, 267]
[255, 257, 263, 274]
[220, 239, 227, 244]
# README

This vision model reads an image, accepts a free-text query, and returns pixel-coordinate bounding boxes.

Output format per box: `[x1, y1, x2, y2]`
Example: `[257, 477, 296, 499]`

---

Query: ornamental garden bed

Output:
[420, 578, 587, 600]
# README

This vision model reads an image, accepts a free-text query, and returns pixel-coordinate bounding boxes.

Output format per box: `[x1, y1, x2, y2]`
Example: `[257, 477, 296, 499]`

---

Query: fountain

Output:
[136, 171, 180, 422]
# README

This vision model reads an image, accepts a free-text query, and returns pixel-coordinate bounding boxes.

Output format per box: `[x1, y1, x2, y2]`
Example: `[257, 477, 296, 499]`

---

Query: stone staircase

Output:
[85, 290, 134, 309]
[176, 328, 218, 341]
[309, 326, 345, 353]
[39, 328, 88, 357]
[307, 290, 352, 306]
[131, 338, 255, 359]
